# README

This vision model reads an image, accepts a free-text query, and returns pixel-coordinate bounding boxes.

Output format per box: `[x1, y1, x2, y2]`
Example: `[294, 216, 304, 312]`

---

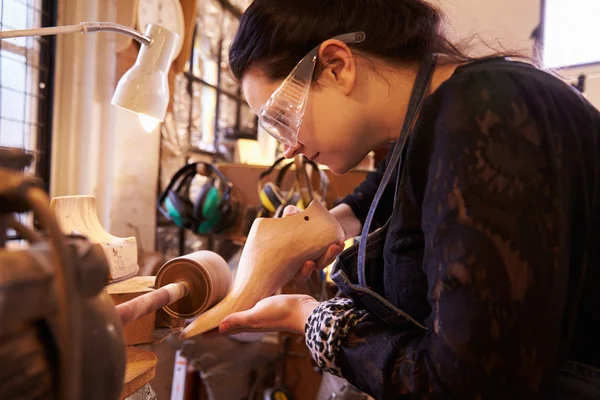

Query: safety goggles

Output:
[258, 31, 366, 147]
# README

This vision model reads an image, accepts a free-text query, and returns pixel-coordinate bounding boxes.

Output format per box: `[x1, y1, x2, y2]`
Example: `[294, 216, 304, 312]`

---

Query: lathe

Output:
[0, 148, 222, 400]
[0, 147, 343, 400]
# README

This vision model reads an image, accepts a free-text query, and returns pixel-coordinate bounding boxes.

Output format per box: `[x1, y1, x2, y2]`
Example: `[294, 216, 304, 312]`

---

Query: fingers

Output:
[294, 241, 345, 282]
[219, 310, 253, 335]
[282, 205, 300, 217]
[314, 240, 346, 270]
[294, 260, 316, 282]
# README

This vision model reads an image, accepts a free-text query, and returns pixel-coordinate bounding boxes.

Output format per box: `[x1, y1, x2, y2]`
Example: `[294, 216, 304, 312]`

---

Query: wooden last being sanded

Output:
[180, 200, 345, 340]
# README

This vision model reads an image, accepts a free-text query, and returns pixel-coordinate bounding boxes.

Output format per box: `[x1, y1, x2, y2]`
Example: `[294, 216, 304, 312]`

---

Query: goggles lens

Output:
[258, 32, 366, 147]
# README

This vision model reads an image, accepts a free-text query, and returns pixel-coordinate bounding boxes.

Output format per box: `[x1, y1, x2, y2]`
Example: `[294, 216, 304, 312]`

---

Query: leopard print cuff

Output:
[304, 297, 368, 376]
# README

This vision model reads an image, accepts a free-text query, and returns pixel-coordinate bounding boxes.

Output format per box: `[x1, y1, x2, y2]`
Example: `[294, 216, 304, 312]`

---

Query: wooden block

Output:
[108, 276, 156, 301]
[120, 347, 157, 400]
[99, 240, 139, 282]
[107, 277, 156, 346]
[51, 196, 139, 282]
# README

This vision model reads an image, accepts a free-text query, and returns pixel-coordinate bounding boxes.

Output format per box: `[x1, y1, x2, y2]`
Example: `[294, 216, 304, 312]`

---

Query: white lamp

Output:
[112, 24, 178, 132]
[0, 22, 179, 132]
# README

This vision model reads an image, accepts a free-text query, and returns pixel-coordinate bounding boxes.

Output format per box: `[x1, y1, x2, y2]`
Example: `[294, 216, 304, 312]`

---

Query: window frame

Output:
[0, 0, 56, 192]
[539, 0, 600, 70]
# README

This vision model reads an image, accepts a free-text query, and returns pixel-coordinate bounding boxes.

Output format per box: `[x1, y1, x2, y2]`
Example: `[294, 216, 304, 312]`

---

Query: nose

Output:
[283, 142, 303, 159]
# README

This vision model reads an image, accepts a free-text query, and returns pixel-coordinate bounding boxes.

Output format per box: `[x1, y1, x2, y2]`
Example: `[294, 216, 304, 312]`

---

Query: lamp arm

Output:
[0, 21, 152, 47]
[2, 22, 177, 123]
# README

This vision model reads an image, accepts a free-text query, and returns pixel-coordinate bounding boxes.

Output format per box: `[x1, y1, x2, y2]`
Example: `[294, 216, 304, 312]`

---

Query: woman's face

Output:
[242, 63, 373, 175]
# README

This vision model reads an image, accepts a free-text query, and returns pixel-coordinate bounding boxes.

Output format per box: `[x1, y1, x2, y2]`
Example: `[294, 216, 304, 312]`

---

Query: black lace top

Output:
[305, 58, 600, 398]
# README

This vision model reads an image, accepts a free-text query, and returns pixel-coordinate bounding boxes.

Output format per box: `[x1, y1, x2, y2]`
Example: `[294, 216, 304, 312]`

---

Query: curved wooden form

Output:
[50, 195, 138, 281]
[180, 200, 344, 340]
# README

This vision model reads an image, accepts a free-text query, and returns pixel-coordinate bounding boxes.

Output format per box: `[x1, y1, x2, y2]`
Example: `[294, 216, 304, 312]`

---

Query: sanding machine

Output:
[0, 148, 226, 400]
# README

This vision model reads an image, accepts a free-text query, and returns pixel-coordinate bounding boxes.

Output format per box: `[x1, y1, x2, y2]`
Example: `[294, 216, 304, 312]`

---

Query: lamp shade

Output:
[111, 24, 178, 121]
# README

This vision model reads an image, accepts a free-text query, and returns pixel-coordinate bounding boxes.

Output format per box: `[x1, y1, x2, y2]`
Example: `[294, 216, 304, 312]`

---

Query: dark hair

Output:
[229, 0, 497, 82]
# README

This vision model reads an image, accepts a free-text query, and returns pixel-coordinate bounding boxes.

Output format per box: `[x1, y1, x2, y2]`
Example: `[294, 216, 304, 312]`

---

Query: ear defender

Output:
[257, 158, 300, 217]
[164, 196, 186, 228]
[295, 197, 306, 210]
[158, 162, 236, 235]
[165, 189, 195, 230]
[259, 182, 285, 213]
[197, 186, 222, 234]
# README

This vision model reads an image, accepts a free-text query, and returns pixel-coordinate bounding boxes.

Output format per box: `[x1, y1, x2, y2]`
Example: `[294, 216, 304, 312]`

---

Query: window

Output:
[0, 0, 55, 188]
[172, 0, 256, 158]
[542, 0, 600, 68]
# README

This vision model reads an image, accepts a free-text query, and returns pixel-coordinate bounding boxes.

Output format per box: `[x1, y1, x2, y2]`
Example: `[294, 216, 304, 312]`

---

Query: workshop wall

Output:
[434, 0, 600, 110]
[108, 108, 161, 254]
[434, 0, 541, 58]
[51, 0, 118, 226]
[51, 0, 161, 253]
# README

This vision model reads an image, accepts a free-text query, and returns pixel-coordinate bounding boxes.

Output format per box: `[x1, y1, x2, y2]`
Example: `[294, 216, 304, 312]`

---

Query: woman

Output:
[216, 0, 600, 398]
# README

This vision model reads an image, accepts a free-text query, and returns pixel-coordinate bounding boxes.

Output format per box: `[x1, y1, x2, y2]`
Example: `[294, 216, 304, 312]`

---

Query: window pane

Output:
[0, 0, 53, 235]
[0, 118, 26, 148]
[0, 3, 44, 154]
[1, 88, 26, 126]
[1, 50, 27, 91]
[0, 49, 28, 148]
[543, 0, 600, 68]
[1, 0, 30, 47]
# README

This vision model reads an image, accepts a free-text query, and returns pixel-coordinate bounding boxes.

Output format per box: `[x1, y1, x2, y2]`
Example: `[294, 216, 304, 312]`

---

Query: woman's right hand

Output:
[281, 205, 346, 282]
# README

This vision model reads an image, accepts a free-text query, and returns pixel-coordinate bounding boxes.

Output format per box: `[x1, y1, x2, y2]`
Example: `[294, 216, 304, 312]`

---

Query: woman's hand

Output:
[282, 205, 346, 282]
[219, 294, 319, 335]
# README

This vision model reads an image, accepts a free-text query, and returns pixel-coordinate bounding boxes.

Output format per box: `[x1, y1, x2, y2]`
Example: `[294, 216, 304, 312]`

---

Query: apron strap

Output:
[357, 53, 438, 288]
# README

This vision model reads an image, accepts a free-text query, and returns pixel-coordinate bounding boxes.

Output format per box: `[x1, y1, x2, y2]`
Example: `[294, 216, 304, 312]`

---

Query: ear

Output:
[317, 39, 357, 96]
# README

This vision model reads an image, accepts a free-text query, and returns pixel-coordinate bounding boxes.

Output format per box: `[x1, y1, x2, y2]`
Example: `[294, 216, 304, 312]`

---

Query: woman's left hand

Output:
[218, 294, 320, 336]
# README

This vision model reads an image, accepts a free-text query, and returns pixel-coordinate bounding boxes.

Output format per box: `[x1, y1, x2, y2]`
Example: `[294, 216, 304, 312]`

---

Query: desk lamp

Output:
[0, 22, 179, 132]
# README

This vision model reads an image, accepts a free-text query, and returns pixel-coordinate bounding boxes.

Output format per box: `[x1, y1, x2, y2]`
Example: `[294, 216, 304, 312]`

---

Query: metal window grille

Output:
[0, 0, 56, 190]
[0, 0, 56, 242]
